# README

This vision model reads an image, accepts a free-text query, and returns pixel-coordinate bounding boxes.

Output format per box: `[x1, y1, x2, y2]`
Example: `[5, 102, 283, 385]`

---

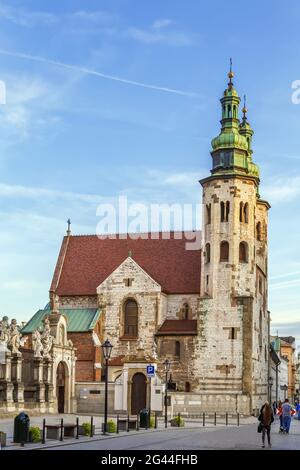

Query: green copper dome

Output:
[208, 62, 260, 182]
[211, 130, 248, 151]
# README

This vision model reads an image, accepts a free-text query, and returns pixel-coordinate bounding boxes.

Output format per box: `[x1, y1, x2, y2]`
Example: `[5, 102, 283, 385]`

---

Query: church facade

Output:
[24, 67, 270, 415]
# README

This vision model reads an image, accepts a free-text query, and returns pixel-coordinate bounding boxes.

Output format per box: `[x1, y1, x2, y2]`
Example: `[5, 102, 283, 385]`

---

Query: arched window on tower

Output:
[233, 105, 237, 118]
[228, 104, 232, 118]
[222, 105, 226, 118]
[206, 204, 211, 225]
[220, 241, 229, 262]
[124, 299, 138, 337]
[226, 201, 230, 222]
[243, 203, 249, 223]
[239, 242, 248, 263]
[205, 243, 211, 263]
[256, 222, 261, 241]
[239, 202, 244, 222]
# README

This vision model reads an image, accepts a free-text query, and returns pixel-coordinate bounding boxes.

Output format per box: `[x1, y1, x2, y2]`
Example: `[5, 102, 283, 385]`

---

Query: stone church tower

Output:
[198, 64, 270, 412]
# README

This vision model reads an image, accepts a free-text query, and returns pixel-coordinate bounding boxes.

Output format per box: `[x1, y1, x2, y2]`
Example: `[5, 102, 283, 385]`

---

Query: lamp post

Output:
[101, 339, 113, 435]
[163, 359, 171, 429]
[268, 376, 273, 403]
[283, 384, 288, 400]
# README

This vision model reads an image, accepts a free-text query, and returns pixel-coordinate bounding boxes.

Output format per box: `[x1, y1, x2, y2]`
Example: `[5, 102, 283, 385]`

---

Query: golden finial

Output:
[242, 94, 248, 115]
[228, 57, 234, 80]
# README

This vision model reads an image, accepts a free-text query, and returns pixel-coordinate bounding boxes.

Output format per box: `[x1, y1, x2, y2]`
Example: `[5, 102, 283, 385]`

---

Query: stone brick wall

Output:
[59, 295, 98, 308]
[69, 332, 97, 382]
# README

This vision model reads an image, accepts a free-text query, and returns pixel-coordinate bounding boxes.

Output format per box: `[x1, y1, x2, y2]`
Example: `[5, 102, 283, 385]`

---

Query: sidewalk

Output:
[0, 412, 258, 450]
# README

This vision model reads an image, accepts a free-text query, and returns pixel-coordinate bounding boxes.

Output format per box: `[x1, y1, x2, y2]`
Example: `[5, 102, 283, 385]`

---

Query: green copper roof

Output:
[21, 307, 101, 333]
[209, 65, 260, 181]
[211, 130, 248, 151]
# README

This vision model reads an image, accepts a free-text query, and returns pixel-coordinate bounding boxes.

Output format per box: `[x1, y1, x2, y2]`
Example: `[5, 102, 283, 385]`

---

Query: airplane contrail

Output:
[0, 49, 199, 97]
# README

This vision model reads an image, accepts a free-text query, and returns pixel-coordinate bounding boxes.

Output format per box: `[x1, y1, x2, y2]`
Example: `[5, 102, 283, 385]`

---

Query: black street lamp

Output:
[283, 384, 288, 400]
[101, 339, 113, 435]
[268, 376, 273, 403]
[163, 359, 171, 429]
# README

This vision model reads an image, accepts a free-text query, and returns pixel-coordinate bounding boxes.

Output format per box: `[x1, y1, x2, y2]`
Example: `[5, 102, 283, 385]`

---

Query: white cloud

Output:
[269, 278, 300, 291]
[0, 49, 198, 97]
[127, 27, 192, 46]
[152, 19, 173, 30]
[262, 175, 300, 203]
[0, 3, 57, 27]
[0, 182, 105, 204]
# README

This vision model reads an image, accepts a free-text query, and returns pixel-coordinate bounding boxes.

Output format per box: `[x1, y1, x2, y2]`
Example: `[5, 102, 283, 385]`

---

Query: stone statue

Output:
[41, 316, 54, 359]
[136, 337, 144, 350]
[0, 316, 10, 345]
[8, 319, 21, 353]
[32, 329, 43, 358]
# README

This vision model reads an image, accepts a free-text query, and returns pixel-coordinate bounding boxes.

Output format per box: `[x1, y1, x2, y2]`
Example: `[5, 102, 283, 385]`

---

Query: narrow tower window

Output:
[259, 310, 263, 349]
[206, 204, 211, 224]
[239, 242, 248, 263]
[220, 241, 229, 262]
[239, 202, 244, 222]
[225, 201, 230, 222]
[243, 203, 249, 223]
[175, 341, 181, 358]
[233, 105, 237, 118]
[256, 222, 261, 241]
[228, 104, 232, 118]
[182, 303, 189, 320]
[220, 201, 225, 222]
[205, 243, 211, 263]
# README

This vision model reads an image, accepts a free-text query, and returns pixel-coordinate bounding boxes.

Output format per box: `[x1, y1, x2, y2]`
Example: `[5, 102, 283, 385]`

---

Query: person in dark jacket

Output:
[258, 401, 274, 448]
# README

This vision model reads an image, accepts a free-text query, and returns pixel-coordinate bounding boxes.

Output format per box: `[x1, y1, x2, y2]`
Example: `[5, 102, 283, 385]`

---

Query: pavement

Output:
[1, 415, 300, 450]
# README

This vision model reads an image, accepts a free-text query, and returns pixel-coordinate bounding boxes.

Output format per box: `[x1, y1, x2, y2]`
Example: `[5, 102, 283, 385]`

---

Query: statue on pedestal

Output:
[32, 329, 43, 358]
[41, 316, 54, 359]
[8, 319, 21, 353]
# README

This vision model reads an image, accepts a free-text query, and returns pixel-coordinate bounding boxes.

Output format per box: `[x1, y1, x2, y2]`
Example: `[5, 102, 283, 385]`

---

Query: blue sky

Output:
[0, 0, 299, 345]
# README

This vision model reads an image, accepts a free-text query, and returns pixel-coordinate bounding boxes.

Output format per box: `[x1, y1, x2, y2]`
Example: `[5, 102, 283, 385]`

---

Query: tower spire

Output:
[66, 218, 71, 236]
[242, 94, 248, 123]
[228, 57, 234, 89]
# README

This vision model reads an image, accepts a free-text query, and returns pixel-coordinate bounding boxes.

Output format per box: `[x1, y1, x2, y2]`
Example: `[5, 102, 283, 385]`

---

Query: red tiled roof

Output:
[51, 232, 201, 296]
[156, 319, 198, 335]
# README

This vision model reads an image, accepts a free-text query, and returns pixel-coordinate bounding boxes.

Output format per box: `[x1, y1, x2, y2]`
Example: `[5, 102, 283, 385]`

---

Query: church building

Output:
[23, 65, 270, 415]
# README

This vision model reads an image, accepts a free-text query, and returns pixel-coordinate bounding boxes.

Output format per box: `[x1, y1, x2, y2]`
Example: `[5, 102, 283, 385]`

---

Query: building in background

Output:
[279, 336, 296, 401]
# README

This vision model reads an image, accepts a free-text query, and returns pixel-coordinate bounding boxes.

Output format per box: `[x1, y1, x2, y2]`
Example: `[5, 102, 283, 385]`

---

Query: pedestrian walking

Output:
[296, 402, 300, 420]
[281, 398, 292, 434]
[277, 400, 283, 433]
[258, 401, 274, 448]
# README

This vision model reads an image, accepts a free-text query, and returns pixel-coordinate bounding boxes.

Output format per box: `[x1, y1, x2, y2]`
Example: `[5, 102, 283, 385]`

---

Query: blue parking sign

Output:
[146, 365, 155, 377]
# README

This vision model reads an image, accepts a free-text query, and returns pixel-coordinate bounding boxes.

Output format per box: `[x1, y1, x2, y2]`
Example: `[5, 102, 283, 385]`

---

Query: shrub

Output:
[29, 426, 41, 442]
[171, 415, 185, 427]
[107, 420, 117, 433]
[149, 417, 155, 428]
[82, 422, 92, 436]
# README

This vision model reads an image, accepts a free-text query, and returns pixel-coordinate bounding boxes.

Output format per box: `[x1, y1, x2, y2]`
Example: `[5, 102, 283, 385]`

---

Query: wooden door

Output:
[131, 373, 146, 415]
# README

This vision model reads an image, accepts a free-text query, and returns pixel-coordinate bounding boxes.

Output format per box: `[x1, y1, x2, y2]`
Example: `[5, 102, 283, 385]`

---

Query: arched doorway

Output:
[56, 362, 66, 413]
[131, 373, 146, 415]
